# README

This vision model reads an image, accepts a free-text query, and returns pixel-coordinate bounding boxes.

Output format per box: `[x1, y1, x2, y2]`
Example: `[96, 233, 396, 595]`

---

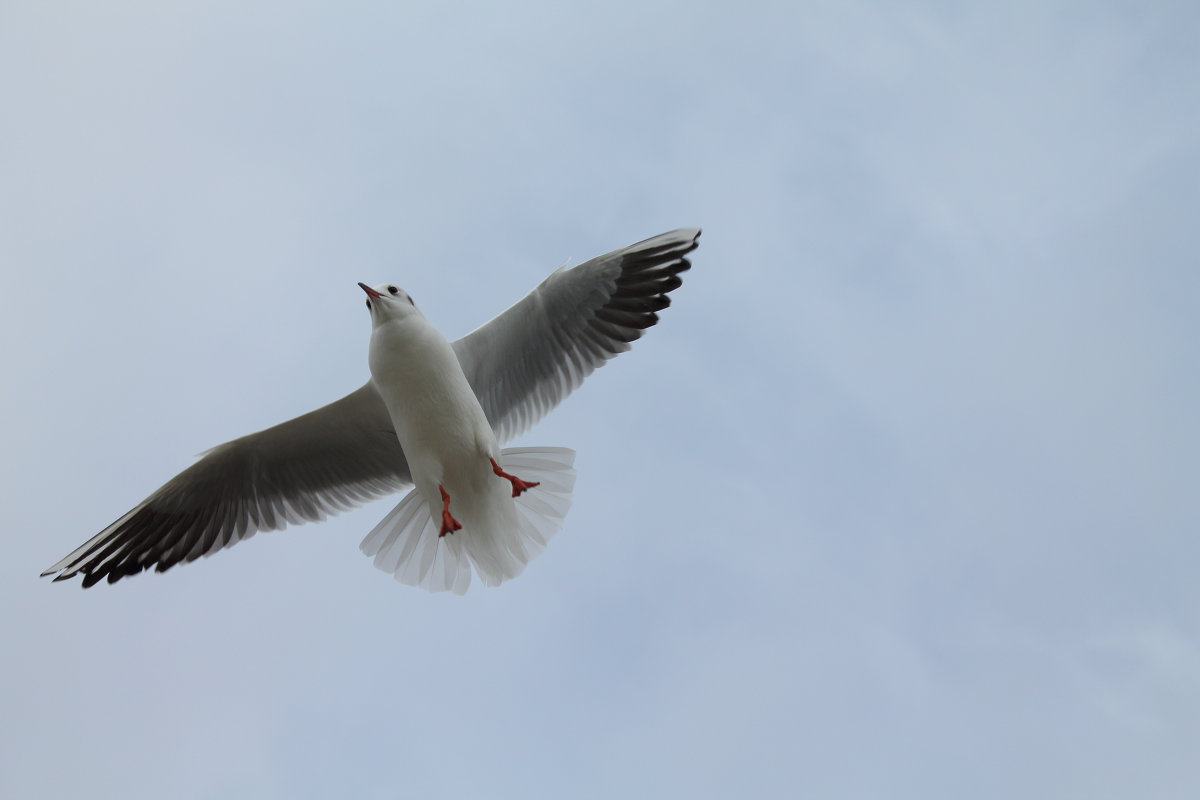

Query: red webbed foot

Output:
[438, 485, 462, 537]
[490, 457, 540, 498]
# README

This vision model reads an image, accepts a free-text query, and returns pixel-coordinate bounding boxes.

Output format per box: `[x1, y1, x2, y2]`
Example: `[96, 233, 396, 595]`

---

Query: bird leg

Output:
[438, 485, 462, 537]
[490, 457, 540, 497]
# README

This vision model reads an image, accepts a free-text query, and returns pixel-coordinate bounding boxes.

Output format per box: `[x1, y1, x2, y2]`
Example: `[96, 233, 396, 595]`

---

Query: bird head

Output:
[359, 282, 420, 324]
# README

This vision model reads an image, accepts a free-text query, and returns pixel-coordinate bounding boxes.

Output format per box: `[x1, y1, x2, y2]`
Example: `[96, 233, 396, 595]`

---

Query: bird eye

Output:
[365, 299, 371, 309]
[388, 286, 399, 295]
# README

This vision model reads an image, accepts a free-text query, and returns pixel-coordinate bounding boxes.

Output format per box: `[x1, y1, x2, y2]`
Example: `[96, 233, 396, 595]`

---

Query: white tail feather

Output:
[359, 447, 576, 594]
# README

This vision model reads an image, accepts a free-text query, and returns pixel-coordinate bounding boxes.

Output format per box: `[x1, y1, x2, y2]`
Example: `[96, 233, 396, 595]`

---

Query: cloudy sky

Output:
[2, 2, 1198, 797]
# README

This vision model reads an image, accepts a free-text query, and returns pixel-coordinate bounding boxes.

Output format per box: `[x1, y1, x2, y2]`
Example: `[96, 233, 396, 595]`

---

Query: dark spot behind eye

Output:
[408, 296, 415, 306]
[365, 299, 371, 309]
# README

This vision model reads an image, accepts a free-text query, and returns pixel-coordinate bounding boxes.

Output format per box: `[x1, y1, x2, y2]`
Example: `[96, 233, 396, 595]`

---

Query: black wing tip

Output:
[45, 558, 173, 588]
[664, 226, 702, 241]
[41, 563, 87, 585]
[40, 568, 92, 587]
[41, 552, 153, 588]
[625, 227, 701, 254]
[664, 227, 702, 251]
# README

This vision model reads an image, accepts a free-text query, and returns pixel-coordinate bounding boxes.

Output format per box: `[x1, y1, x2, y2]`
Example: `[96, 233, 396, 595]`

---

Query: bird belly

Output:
[369, 321, 500, 517]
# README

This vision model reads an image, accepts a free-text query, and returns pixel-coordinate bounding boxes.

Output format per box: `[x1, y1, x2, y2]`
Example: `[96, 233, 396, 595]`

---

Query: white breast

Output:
[368, 316, 497, 487]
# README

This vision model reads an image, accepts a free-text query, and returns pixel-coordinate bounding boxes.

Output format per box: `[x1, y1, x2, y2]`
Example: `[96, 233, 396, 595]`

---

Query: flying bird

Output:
[41, 228, 700, 593]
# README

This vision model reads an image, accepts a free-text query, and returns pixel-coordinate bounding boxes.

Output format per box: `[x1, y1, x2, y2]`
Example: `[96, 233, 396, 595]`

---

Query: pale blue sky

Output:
[2, 2, 1198, 798]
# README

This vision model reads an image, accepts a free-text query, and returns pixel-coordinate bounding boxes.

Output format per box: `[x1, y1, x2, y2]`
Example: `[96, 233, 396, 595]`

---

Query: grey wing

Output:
[453, 228, 700, 442]
[42, 381, 410, 587]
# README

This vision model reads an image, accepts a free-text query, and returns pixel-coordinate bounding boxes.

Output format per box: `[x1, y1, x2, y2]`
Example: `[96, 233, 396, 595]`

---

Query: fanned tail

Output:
[359, 447, 576, 594]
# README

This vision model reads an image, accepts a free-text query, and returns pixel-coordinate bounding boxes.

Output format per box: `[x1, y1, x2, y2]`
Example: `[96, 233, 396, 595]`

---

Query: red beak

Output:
[358, 282, 384, 299]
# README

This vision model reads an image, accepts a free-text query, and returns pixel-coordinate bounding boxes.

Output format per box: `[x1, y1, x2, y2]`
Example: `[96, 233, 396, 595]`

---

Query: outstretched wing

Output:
[42, 382, 410, 587]
[453, 228, 700, 443]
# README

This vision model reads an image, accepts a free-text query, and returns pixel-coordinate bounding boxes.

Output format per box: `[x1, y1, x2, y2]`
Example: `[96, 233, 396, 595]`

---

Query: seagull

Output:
[41, 228, 700, 593]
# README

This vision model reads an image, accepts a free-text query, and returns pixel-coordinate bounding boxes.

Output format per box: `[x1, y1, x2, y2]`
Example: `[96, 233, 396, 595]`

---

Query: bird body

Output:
[41, 228, 701, 592]
[366, 294, 497, 507]
[358, 281, 561, 591]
